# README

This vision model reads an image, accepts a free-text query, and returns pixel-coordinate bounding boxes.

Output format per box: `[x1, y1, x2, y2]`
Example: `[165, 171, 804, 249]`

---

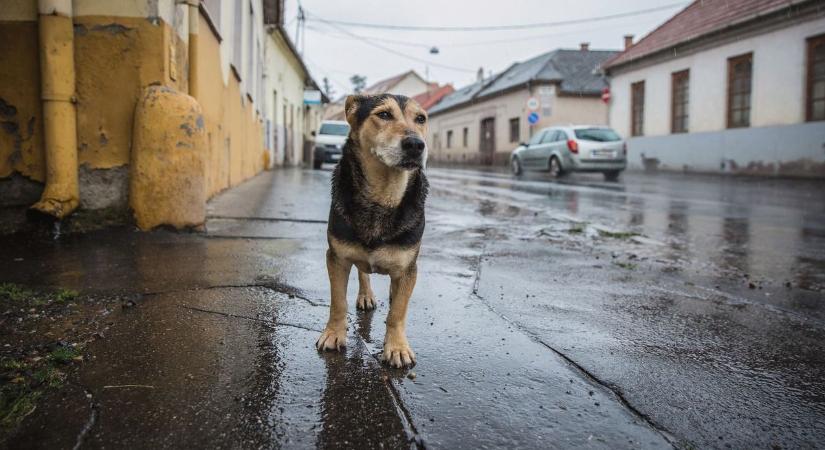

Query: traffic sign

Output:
[526, 97, 540, 111]
[528, 112, 540, 124]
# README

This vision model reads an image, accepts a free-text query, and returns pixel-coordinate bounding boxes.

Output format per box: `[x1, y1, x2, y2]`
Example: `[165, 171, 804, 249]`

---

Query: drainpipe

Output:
[185, 0, 199, 99]
[32, 0, 79, 219]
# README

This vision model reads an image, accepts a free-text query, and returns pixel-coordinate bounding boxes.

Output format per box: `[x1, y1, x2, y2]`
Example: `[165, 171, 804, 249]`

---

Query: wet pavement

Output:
[2, 167, 825, 449]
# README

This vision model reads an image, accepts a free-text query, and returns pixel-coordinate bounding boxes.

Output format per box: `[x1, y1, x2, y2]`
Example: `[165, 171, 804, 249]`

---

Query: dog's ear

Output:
[344, 95, 364, 129]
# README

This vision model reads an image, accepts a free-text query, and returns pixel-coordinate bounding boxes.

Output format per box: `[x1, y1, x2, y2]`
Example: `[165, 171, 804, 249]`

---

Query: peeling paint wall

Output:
[0, 0, 267, 230]
[196, 12, 265, 198]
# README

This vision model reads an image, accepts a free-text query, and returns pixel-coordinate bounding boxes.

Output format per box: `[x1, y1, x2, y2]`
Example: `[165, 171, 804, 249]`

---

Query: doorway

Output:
[479, 117, 495, 165]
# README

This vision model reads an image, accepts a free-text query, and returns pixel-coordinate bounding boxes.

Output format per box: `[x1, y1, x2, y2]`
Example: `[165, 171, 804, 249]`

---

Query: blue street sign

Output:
[528, 112, 540, 124]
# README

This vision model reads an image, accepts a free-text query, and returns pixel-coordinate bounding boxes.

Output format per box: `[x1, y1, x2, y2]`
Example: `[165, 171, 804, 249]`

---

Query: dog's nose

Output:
[401, 136, 426, 156]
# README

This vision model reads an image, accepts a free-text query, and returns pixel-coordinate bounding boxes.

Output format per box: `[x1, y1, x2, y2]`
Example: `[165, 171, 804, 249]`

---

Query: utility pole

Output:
[295, 4, 306, 56]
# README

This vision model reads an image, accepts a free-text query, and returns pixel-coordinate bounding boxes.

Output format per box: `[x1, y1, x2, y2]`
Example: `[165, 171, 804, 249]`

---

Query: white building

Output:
[262, 0, 324, 167]
[604, 0, 825, 177]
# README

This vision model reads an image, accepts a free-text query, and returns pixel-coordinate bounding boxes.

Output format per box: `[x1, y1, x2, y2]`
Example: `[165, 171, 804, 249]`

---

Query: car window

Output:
[319, 123, 350, 136]
[527, 130, 546, 146]
[540, 130, 558, 144]
[555, 130, 569, 141]
[574, 128, 621, 142]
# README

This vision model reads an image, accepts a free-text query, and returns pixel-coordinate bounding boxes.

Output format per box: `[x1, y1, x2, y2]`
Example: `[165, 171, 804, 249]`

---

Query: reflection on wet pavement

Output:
[3, 167, 824, 449]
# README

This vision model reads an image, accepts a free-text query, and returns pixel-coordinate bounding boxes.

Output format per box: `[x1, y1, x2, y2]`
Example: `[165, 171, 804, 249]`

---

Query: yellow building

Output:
[0, 0, 315, 231]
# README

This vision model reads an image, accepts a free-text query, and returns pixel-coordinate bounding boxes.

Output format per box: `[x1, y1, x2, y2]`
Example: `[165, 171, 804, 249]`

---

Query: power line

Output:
[306, 16, 663, 50]
[304, 2, 687, 32]
[309, 15, 476, 73]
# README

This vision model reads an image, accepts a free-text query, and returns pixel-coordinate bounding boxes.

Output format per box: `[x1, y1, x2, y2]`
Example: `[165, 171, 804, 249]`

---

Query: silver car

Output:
[510, 125, 627, 181]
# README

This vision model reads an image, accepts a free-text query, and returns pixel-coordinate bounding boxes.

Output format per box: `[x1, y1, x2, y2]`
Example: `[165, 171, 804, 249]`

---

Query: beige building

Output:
[428, 46, 617, 165]
[324, 70, 432, 120]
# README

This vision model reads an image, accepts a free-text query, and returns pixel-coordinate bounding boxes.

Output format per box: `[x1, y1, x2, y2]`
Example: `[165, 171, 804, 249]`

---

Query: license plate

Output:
[330, 154, 342, 160]
[592, 149, 616, 158]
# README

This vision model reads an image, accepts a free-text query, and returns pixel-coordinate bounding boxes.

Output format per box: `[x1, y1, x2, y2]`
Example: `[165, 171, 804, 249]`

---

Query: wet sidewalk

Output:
[2, 167, 824, 449]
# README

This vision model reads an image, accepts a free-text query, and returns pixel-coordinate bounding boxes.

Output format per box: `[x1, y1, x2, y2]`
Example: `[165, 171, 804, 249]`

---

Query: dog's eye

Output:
[415, 114, 427, 124]
[376, 111, 393, 120]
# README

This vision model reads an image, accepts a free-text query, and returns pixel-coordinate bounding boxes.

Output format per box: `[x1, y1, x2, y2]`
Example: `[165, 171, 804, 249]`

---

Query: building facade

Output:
[428, 47, 617, 165]
[262, 3, 324, 168]
[604, 0, 825, 177]
[0, 0, 273, 231]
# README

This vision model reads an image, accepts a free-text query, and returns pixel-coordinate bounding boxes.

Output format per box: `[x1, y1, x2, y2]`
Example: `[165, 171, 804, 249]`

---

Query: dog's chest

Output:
[330, 237, 417, 275]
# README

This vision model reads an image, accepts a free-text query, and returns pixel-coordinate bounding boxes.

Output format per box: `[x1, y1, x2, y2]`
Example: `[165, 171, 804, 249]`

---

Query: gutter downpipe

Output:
[32, 0, 79, 219]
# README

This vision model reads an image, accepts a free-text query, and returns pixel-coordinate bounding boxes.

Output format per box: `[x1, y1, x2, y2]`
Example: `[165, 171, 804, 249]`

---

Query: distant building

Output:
[412, 84, 455, 111]
[428, 45, 617, 165]
[324, 70, 446, 120]
[262, 0, 325, 168]
[603, 0, 825, 177]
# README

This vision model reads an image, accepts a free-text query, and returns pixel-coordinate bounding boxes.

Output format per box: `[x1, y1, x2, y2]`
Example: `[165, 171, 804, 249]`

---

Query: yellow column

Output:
[31, 0, 79, 219]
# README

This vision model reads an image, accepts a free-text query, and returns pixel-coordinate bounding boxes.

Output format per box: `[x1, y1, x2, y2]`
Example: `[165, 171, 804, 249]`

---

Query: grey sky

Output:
[283, 0, 689, 96]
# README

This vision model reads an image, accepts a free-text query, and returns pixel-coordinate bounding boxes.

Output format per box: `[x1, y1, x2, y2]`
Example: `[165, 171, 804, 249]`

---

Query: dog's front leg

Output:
[317, 248, 352, 351]
[356, 269, 377, 310]
[383, 264, 417, 368]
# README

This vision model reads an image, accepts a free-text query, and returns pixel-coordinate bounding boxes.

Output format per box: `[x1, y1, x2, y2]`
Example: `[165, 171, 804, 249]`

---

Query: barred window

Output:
[630, 81, 645, 136]
[727, 53, 752, 128]
[671, 70, 689, 133]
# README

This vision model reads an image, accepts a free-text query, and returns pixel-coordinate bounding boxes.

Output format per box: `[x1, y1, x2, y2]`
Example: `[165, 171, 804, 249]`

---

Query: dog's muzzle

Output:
[399, 136, 426, 169]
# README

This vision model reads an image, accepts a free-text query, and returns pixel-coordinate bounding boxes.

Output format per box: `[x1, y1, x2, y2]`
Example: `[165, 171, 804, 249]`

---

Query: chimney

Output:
[624, 35, 634, 50]
[477, 67, 484, 82]
[580, 42, 589, 51]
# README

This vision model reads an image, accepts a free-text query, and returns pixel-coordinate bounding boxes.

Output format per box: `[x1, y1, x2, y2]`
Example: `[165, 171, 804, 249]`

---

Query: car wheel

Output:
[511, 157, 523, 176]
[603, 170, 621, 182]
[548, 156, 564, 178]
[313, 158, 323, 170]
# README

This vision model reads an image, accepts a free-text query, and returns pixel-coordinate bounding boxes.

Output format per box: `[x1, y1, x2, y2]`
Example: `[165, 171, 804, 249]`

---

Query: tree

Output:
[350, 74, 367, 94]
[322, 77, 335, 99]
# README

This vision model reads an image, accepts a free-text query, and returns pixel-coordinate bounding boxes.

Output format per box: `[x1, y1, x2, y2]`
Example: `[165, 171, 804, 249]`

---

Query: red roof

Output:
[603, 0, 803, 69]
[412, 84, 455, 110]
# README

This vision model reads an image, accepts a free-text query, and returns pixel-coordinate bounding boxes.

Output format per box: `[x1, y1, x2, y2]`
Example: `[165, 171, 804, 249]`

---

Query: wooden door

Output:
[479, 117, 495, 165]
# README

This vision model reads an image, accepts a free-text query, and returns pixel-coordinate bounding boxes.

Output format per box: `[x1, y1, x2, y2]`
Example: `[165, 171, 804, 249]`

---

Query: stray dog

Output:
[316, 94, 429, 368]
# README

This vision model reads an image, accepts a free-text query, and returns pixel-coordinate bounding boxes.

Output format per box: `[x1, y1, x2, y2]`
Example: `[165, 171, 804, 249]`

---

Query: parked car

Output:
[313, 120, 350, 169]
[510, 125, 627, 181]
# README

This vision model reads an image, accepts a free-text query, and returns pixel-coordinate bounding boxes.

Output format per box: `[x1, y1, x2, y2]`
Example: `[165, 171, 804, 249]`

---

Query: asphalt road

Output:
[3, 167, 824, 449]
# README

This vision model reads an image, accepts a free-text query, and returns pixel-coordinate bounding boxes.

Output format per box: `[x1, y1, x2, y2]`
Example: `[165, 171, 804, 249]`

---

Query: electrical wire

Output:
[303, 2, 687, 32]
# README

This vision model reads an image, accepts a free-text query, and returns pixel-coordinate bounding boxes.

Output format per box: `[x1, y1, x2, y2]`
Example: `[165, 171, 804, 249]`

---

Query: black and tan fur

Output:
[316, 94, 429, 368]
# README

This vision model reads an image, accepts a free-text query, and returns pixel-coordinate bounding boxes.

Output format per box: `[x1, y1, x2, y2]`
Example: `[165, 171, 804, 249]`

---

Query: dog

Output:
[316, 93, 429, 368]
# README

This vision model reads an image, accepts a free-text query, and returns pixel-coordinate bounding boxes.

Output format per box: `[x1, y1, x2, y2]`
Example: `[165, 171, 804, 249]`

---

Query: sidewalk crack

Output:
[469, 232, 678, 448]
[178, 304, 323, 333]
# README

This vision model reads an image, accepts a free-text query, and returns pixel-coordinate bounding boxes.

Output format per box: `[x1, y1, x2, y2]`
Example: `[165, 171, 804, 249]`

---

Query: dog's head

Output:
[344, 94, 428, 170]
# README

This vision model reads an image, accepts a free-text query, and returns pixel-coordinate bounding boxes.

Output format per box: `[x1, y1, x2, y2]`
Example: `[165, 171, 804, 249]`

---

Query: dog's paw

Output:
[382, 337, 416, 368]
[316, 327, 347, 352]
[356, 292, 377, 310]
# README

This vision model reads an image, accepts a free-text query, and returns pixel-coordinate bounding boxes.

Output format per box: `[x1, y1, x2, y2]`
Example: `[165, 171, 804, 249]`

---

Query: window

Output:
[203, 0, 222, 36]
[446, 130, 453, 148]
[509, 118, 520, 143]
[528, 130, 545, 146]
[246, 2, 255, 96]
[541, 130, 558, 144]
[574, 128, 621, 142]
[671, 70, 689, 133]
[231, 1, 242, 76]
[462, 127, 468, 147]
[807, 34, 825, 121]
[630, 81, 645, 136]
[727, 53, 752, 128]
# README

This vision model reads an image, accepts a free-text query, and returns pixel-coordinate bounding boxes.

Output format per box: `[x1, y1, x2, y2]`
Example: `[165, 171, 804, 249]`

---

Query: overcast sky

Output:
[282, 0, 689, 97]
